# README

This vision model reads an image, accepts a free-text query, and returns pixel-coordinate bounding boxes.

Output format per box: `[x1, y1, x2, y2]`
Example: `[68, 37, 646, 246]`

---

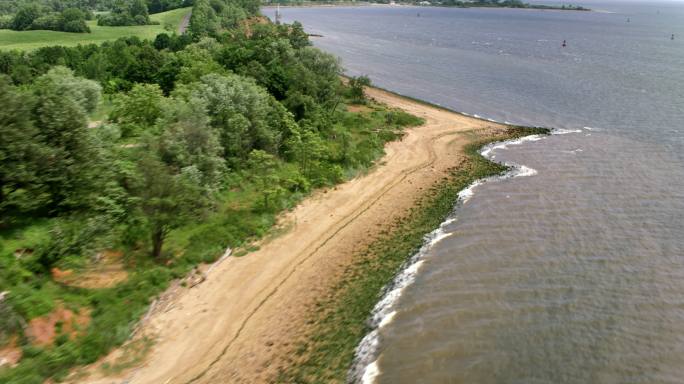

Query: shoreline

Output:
[349, 130, 550, 384]
[262, 2, 590, 11]
[71, 87, 548, 384]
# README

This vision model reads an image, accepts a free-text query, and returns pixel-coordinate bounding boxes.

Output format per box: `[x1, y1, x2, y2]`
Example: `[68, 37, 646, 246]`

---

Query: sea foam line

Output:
[347, 133, 547, 384]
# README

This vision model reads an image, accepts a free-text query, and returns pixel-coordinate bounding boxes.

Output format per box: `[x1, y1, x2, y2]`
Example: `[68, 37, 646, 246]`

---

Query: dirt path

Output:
[178, 11, 191, 34]
[75, 88, 507, 384]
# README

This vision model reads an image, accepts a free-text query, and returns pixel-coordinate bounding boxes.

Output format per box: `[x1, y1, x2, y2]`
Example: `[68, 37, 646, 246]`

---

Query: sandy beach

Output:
[73, 87, 511, 384]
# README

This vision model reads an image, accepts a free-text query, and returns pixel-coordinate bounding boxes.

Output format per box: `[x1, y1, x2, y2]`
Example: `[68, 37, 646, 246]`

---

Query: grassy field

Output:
[0, 7, 191, 51]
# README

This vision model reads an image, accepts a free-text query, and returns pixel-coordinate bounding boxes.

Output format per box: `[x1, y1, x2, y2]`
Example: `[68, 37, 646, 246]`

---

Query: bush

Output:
[11, 4, 42, 31]
[0, 15, 12, 29]
[30, 14, 61, 30]
[59, 8, 90, 33]
[347, 76, 371, 104]
[9, 6, 89, 33]
[97, 0, 152, 26]
[31, 216, 113, 272]
[0, 294, 24, 345]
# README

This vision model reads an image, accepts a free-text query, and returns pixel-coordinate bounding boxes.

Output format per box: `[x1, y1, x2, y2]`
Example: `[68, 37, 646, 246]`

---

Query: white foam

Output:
[361, 361, 380, 384]
[378, 311, 396, 329]
[514, 165, 538, 177]
[552, 128, 582, 135]
[457, 179, 484, 204]
[349, 220, 456, 383]
[480, 134, 543, 157]
[348, 132, 546, 383]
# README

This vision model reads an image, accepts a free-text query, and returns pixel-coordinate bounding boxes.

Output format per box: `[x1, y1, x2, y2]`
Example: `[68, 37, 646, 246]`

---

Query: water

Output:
[266, 3, 684, 383]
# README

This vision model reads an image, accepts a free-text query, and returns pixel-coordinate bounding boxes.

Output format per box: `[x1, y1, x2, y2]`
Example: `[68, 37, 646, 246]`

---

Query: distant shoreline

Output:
[263, 1, 590, 11]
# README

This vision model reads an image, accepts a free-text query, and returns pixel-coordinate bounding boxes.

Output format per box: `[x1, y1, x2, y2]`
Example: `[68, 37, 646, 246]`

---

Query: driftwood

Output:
[205, 247, 232, 276]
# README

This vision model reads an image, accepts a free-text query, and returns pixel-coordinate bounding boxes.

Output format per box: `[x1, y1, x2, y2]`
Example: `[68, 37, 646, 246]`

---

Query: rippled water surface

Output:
[268, 2, 684, 383]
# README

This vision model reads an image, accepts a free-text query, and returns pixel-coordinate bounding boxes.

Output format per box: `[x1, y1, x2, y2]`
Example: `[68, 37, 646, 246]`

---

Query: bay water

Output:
[267, 3, 684, 383]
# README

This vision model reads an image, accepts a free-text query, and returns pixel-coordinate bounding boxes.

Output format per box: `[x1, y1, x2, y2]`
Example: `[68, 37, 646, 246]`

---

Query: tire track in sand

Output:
[185, 129, 464, 383]
[73, 87, 505, 384]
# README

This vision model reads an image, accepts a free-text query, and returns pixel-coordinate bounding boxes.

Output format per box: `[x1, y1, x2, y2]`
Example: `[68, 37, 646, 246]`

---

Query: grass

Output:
[0, 7, 191, 52]
[0, 99, 423, 384]
[278, 125, 550, 383]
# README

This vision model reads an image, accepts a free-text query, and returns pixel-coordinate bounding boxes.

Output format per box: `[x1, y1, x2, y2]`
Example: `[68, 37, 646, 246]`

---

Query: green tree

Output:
[32, 69, 103, 212]
[285, 125, 328, 184]
[36, 66, 102, 114]
[288, 21, 310, 49]
[0, 77, 47, 219]
[157, 97, 226, 186]
[11, 4, 42, 31]
[246, 149, 283, 210]
[133, 153, 209, 259]
[97, 0, 151, 26]
[130, 0, 150, 24]
[348, 75, 371, 104]
[110, 83, 166, 137]
[188, 0, 218, 38]
[175, 38, 227, 84]
[60, 8, 90, 33]
[292, 47, 342, 108]
[154, 33, 172, 50]
[184, 73, 296, 160]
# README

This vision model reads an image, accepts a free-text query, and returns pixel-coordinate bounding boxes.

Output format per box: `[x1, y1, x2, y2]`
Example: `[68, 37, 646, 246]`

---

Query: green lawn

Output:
[0, 7, 191, 51]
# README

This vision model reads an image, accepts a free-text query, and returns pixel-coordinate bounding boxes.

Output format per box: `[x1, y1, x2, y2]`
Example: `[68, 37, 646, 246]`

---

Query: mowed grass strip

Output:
[0, 7, 190, 51]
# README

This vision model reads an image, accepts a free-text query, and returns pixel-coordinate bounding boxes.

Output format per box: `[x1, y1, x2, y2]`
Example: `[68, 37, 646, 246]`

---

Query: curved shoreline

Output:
[278, 88, 550, 383]
[71, 87, 548, 384]
[349, 130, 551, 384]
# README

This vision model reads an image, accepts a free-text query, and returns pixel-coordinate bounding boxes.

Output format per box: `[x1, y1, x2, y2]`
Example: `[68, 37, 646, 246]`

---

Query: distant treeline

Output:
[437, 0, 589, 10]
[0, 0, 194, 32]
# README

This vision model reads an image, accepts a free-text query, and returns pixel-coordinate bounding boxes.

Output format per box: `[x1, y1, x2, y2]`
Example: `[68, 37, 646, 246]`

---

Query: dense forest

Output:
[0, 0, 193, 32]
[0, 0, 423, 382]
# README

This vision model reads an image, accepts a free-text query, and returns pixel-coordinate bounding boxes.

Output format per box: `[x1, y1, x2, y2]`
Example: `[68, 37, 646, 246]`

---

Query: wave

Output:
[552, 128, 582, 135]
[480, 134, 544, 157]
[348, 133, 546, 384]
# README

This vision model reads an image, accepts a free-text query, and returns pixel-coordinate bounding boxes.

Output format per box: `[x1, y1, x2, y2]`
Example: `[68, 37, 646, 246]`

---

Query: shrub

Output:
[347, 76, 371, 104]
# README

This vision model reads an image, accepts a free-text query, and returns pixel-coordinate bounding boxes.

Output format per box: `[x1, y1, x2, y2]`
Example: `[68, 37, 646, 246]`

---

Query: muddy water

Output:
[268, 3, 684, 383]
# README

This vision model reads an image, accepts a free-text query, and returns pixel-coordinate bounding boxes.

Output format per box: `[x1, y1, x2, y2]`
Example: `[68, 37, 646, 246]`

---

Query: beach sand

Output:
[72, 87, 510, 384]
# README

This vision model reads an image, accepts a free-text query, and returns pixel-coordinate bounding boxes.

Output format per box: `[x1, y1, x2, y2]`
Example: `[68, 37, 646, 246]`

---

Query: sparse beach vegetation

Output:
[278, 125, 549, 383]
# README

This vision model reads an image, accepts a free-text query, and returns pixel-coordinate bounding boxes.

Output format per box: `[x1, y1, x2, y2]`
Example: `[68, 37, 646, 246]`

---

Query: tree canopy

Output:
[0, 2, 426, 382]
